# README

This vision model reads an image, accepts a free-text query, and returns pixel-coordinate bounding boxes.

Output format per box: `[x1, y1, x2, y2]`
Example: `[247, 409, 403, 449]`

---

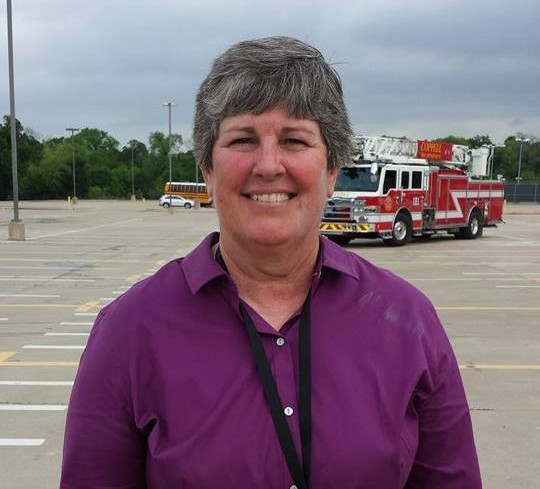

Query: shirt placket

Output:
[260, 322, 303, 488]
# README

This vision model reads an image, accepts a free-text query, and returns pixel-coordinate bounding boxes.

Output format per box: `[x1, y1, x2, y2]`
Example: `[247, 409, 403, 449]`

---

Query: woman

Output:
[61, 36, 482, 488]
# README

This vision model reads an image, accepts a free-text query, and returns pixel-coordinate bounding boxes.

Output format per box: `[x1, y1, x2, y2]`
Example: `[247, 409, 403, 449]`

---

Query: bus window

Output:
[383, 170, 397, 194]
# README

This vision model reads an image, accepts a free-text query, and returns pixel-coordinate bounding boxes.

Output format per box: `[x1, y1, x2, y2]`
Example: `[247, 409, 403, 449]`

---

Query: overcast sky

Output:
[1, 0, 539, 149]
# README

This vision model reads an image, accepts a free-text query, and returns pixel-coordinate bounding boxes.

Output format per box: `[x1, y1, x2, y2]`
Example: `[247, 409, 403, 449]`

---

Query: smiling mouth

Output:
[247, 193, 294, 203]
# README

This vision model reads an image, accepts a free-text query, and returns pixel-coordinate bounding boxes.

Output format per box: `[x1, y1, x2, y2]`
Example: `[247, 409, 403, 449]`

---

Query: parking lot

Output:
[1, 200, 539, 488]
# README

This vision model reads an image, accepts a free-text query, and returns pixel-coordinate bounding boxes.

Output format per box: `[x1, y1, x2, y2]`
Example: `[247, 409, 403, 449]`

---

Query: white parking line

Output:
[99, 297, 114, 301]
[463, 272, 540, 276]
[0, 381, 74, 386]
[26, 218, 141, 240]
[74, 313, 97, 317]
[408, 277, 531, 282]
[0, 278, 96, 282]
[44, 333, 89, 337]
[496, 285, 540, 288]
[60, 322, 93, 326]
[22, 345, 85, 350]
[0, 266, 120, 270]
[0, 258, 144, 264]
[0, 318, 8, 322]
[0, 438, 45, 446]
[0, 404, 67, 411]
[0, 294, 61, 298]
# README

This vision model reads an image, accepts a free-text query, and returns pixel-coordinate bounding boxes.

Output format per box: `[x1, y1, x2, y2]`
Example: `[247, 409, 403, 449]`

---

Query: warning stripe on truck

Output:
[320, 223, 370, 232]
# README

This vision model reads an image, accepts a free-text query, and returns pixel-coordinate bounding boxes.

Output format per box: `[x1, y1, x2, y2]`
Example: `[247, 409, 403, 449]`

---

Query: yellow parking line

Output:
[0, 361, 79, 367]
[0, 352, 16, 362]
[76, 301, 100, 312]
[127, 274, 141, 283]
[0, 350, 537, 371]
[0, 304, 80, 308]
[0, 351, 80, 367]
[460, 364, 540, 371]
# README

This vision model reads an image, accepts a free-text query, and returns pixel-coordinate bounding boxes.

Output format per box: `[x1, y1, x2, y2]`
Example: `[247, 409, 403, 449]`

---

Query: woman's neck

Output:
[218, 236, 319, 330]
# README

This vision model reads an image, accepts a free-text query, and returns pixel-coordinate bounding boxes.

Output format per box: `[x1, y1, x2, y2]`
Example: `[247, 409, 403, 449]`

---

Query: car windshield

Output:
[335, 167, 380, 192]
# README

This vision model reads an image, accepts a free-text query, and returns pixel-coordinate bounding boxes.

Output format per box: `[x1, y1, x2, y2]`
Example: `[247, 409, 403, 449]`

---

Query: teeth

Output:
[250, 193, 290, 203]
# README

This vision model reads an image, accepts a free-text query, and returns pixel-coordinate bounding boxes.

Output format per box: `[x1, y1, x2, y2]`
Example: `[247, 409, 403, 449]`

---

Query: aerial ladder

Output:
[354, 135, 494, 177]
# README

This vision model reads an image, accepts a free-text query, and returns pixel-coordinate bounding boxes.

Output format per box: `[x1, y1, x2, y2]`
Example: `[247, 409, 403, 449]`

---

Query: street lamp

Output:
[6, 0, 25, 240]
[66, 127, 80, 201]
[516, 137, 530, 184]
[162, 102, 176, 212]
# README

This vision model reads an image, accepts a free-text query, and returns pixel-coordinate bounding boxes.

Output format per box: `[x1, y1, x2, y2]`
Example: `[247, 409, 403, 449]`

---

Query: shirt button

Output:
[276, 337, 285, 347]
[284, 406, 294, 416]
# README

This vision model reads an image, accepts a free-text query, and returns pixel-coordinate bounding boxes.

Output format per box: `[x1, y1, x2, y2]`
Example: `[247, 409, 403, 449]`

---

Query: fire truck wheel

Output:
[385, 213, 412, 246]
[328, 236, 352, 246]
[459, 209, 484, 239]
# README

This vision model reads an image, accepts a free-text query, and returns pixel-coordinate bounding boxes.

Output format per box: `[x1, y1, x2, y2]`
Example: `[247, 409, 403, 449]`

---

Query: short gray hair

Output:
[193, 36, 353, 171]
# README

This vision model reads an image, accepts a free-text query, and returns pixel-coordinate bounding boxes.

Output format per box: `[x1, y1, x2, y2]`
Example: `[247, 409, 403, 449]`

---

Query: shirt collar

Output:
[182, 232, 360, 295]
[318, 235, 361, 281]
[182, 232, 226, 295]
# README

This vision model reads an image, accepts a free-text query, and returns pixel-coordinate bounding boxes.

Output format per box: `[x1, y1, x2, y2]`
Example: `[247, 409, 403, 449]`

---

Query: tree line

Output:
[1, 115, 539, 201]
[0, 116, 197, 200]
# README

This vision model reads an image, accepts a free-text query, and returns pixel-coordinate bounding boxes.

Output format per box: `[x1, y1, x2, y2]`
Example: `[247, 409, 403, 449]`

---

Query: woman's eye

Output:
[230, 137, 255, 146]
[283, 138, 307, 147]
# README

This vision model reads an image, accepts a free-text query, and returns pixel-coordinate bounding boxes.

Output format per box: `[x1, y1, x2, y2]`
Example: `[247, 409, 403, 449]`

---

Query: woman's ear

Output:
[202, 165, 213, 198]
[326, 167, 338, 198]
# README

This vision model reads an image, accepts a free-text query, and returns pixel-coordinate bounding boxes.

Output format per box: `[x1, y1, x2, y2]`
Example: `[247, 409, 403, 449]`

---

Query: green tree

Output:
[148, 131, 183, 157]
[467, 135, 493, 148]
[492, 135, 540, 182]
[0, 116, 43, 199]
[21, 144, 72, 199]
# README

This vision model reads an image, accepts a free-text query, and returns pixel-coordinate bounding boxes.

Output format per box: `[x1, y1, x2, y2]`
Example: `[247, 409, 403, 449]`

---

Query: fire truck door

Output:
[438, 176, 451, 223]
[425, 170, 437, 208]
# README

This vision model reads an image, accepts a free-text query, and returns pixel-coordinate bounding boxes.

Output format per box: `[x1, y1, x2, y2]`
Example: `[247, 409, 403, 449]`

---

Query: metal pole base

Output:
[130, 194, 136, 201]
[8, 221, 25, 241]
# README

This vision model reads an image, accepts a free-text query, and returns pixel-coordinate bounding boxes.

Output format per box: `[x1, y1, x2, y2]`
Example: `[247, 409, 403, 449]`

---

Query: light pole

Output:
[162, 102, 176, 212]
[6, 0, 25, 240]
[66, 127, 80, 201]
[131, 144, 136, 201]
[516, 137, 530, 184]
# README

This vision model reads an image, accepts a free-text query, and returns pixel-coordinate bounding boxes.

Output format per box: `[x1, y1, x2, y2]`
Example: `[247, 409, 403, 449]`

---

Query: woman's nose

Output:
[253, 142, 286, 178]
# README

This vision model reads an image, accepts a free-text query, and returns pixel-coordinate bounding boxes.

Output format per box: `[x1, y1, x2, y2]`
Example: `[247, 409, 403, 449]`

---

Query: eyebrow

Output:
[221, 126, 317, 136]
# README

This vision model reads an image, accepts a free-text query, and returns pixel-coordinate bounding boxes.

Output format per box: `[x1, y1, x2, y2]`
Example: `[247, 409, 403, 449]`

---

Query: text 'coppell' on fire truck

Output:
[320, 136, 505, 246]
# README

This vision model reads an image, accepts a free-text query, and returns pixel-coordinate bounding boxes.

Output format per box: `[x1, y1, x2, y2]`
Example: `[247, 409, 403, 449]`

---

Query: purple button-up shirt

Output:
[61, 232, 481, 489]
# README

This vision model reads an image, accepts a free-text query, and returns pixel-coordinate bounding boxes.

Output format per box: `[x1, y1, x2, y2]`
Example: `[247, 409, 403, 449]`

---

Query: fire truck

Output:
[320, 136, 505, 246]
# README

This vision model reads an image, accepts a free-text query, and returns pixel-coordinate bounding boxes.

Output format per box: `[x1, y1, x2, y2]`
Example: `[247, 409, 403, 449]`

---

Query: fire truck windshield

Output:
[335, 167, 380, 192]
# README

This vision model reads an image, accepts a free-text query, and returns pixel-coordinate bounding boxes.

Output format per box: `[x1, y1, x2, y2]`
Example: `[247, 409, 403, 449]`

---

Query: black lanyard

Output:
[239, 295, 312, 489]
[215, 246, 312, 487]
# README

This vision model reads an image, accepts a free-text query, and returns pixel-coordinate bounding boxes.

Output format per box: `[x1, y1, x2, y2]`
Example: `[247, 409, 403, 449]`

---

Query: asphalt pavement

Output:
[0, 200, 539, 488]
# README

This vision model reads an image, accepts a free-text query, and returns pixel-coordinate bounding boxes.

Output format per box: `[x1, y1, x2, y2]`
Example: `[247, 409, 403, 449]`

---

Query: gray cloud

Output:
[1, 0, 538, 147]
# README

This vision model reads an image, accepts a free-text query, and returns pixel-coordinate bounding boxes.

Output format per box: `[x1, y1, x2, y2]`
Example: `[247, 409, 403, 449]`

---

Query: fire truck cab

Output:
[321, 137, 505, 246]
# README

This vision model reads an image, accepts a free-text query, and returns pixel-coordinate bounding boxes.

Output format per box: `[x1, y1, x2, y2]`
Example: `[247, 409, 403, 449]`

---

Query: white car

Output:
[159, 195, 195, 209]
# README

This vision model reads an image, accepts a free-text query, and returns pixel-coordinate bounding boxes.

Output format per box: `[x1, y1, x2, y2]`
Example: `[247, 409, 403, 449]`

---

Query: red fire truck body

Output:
[320, 137, 505, 246]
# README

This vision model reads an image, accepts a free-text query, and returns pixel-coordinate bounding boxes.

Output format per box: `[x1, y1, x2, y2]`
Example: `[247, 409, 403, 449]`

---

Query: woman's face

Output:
[203, 107, 337, 249]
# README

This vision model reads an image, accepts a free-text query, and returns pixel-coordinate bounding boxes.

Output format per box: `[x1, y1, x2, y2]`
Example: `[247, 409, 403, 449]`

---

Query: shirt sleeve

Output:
[60, 311, 147, 489]
[404, 305, 482, 489]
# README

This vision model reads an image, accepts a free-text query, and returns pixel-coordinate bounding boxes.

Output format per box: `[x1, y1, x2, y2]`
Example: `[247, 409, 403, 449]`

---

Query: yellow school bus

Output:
[163, 181, 211, 206]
